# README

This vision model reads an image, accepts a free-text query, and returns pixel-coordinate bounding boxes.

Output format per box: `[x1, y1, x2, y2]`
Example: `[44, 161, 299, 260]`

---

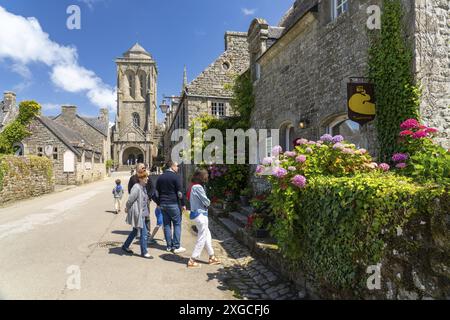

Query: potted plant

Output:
[240, 187, 252, 206]
[246, 213, 271, 239]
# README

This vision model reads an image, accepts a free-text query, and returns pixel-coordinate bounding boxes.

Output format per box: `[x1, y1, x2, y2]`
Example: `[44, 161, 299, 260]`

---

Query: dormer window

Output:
[333, 0, 349, 20]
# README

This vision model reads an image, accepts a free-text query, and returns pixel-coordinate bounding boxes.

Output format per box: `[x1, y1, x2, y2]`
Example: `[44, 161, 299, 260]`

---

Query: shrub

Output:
[268, 173, 447, 295]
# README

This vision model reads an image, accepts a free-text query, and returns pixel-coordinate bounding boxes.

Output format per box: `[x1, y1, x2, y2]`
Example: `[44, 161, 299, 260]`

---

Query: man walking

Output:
[154, 161, 186, 254]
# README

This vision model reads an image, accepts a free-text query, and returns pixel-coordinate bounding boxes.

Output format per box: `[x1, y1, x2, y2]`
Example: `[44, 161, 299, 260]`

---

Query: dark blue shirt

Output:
[155, 170, 185, 206]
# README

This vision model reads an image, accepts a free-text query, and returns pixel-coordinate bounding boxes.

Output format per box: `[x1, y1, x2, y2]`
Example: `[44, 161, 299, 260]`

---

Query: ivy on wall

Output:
[0, 100, 41, 154]
[368, 0, 421, 162]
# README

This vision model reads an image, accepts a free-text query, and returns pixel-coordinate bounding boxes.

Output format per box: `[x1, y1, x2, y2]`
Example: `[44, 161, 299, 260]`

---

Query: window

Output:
[53, 147, 58, 160]
[280, 123, 295, 151]
[333, 0, 349, 19]
[132, 113, 140, 128]
[222, 61, 230, 71]
[211, 102, 225, 117]
[138, 72, 146, 98]
[37, 147, 43, 157]
[127, 72, 135, 98]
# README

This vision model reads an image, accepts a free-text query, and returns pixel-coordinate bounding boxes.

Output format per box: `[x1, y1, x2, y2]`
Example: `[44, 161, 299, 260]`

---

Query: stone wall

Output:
[187, 32, 250, 98]
[414, 0, 450, 148]
[249, 0, 449, 157]
[0, 155, 54, 205]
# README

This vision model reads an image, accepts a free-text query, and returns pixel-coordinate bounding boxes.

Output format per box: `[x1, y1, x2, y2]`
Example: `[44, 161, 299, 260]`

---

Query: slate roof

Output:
[37, 116, 101, 156]
[278, 0, 319, 32]
[123, 43, 153, 60]
[79, 116, 109, 136]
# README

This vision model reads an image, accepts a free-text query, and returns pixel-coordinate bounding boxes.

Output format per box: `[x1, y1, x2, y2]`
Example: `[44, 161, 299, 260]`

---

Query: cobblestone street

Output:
[203, 219, 302, 300]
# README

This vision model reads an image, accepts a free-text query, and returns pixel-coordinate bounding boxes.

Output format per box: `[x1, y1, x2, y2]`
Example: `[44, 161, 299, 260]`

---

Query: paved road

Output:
[0, 173, 235, 300]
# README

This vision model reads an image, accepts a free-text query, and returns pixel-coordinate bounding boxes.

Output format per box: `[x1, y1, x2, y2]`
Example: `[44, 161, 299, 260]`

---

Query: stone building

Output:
[111, 43, 159, 169]
[248, 0, 449, 166]
[0, 91, 18, 132]
[164, 31, 250, 188]
[53, 105, 110, 161]
[22, 113, 105, 185]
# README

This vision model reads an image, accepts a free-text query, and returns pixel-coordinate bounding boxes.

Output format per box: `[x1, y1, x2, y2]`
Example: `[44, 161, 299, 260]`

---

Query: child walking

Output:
[186, 169, 220, 268]
[148, 206, 163, 244]
[112, 179, 124, 214]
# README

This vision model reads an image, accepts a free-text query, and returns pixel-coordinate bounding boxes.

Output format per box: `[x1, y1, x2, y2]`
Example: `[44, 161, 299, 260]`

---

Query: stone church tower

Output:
[112, 43, 158, 167]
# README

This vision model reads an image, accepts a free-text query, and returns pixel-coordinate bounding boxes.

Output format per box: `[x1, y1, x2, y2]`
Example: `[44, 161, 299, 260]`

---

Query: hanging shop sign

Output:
[347, 78, 376, 125]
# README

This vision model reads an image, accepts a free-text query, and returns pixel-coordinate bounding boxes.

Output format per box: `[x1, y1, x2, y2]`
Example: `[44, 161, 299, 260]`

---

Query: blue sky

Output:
[0, 0, 293, 123]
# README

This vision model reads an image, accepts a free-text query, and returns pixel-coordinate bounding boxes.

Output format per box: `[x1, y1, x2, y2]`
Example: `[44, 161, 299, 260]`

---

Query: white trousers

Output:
[114, 198, 122, 211]
[192, 214, 214, 259]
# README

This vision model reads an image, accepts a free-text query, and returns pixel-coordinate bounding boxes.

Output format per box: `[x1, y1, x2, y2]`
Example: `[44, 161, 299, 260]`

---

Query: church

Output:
[111, 43, 159, 169]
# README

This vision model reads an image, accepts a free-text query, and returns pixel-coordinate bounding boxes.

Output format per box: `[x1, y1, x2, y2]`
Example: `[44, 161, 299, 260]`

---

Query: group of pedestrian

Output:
[113, 161, 220, 268]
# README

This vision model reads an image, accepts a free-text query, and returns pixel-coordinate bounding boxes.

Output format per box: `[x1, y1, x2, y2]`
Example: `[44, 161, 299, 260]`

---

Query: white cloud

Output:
[0, 6, 116, 112]
[41, 103, 60, 111]
[242, 8, 257, 16]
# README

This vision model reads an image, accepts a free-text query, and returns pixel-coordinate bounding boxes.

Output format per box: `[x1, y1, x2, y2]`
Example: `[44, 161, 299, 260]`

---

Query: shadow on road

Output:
[111, 230, 130, 235]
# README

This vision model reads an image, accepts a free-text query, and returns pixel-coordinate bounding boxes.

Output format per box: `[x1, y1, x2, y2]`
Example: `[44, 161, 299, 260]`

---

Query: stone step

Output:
[218, 217, 241, 236]
[240, 206, 255, 216]
[229, 211, 248, 228]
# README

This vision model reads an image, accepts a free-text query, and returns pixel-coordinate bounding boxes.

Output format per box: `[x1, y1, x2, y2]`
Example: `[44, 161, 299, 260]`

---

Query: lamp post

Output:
[160, 99, 169, 114]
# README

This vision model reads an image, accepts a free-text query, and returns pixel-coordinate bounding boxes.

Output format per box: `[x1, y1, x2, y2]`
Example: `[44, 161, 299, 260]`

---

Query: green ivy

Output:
[368, 0, 420, 162]
[268, 173, 447, 295]
[0, 100, 42, 154]
[226, 70, 254, 129]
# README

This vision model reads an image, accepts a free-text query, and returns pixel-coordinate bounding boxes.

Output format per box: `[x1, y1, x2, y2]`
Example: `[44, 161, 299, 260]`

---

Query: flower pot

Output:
[240, 196, 250, 206]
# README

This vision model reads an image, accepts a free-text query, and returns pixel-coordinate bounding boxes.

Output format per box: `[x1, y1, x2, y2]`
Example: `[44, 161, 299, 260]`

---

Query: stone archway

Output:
[122, 146, 145, 165]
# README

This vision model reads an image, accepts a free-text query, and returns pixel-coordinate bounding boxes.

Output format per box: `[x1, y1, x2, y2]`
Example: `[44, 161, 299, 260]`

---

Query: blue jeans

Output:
[123, 217, 148, 256]
[160, 204, 182, 250]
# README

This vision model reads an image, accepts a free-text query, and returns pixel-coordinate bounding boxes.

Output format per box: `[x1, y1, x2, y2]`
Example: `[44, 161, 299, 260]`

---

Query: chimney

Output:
[224, 31, 248, 51]
[3, 92, 16, 111]
[99, 108, 109, 123]
[61, 105, 77, 119]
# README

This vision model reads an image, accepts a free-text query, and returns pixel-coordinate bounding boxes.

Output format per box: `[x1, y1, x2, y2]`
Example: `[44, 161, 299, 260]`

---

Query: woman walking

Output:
[187, 169, 220, 268]
[122, 171, 152, 258]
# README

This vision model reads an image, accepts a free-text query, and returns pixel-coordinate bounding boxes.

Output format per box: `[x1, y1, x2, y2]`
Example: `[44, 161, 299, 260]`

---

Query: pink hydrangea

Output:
[332, 135, 344, 143]
[412, 130, 428, 139]
[272, 167, 288, 178]
[305, 147, 313, 154]
[294, 138, 308, 146]
[291, 175, 307, 188]
[256, 165, 265, 175]
[284, 151, 297, 158]
[262, 157, 273, 165]
[400, 130, 414, 137]
[320, 134, 333, 142]
[396, 163, 407, 169]
[400, 119, 419, 130]
[333, 143, 344, 150]
[296, 155, 307, 163]
[358, 149, 367, 155]
[342, 148, 355, 155]
[288, 166, 297, 172]
[425, 127, 438, 134]
[392, 153, 409, 162]
[378, 163, 390, 172]
[272, 145, 283, 156]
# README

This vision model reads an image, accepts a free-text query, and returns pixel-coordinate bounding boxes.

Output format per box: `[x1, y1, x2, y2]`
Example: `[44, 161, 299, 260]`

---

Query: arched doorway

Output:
[122, 147, 145, 165]
[280, 122, 295, 151]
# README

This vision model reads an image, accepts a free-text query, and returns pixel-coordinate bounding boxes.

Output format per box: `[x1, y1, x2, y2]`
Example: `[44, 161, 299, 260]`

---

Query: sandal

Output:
[187, 259, 201, 269]
[209, 256, 221, 265]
